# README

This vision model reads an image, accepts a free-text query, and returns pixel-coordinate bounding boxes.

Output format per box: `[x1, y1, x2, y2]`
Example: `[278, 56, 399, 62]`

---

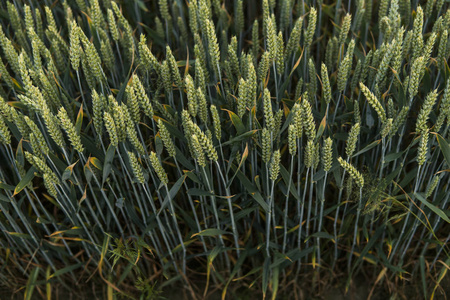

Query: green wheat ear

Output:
[210, 105, 221, 141]
[258, 51, 270, 82]
[157, 119, 176, 158]
[381, 118, 393, 139]
[301, 94, 315, 141]
[337, 40, 354, 92]
[128, 151, 145, 184]
[390, 106, 409, 138]
[308, 58, 317, 97]
[266, 16, 277, 61]
[166, 46, 182, 87]
[436, 79, 450, 131]
[339, 13, 352, 46]
[138, 34, 160, 72]
[150, 151, 169, 185]
[416, 89, 438, 135]
[43, 172, 59, 198]
[359, 82, 386, 122]
[252, 20, 259, 59]
[0, 114, 11, 145]
[408, 56, 425, 98]
[304, 7, 317, 51]
[192, 122, 218, 162]
[269, 150, 281, 181]
[321, 63, 331, 105]
[438, 30, 448, 69]
[263, 88, 275, 133]
[58, 107, 84, 153]
[104, 112, 118, 147]
[288, 124, 297, 155]
[186, 74, 198, 117]
[197, 87, 208, 124]
[238, 78, 248, 118]
[425, 175, 440, 198]
[262, 127, 272, 163]
[293, 102, 303, 138]
[206, 19, 220, 77]
[338, 157, 364, 188]
[322, 137, 333, 172]
[191, 134, 206, 167]
[24, 116, 49, 157]
[304, 139, 315, 168]
[417, 130, 429, 167]
[346, 123, 360, 158]
[285, 17, 303, 59]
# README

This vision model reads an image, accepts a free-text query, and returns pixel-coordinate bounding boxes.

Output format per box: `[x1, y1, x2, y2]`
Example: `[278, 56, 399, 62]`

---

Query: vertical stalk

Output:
[266, 180, 275, 257]
[282, 156, 295, 253]
[348, 187, 363, 270]
[317, 171, 328, 266]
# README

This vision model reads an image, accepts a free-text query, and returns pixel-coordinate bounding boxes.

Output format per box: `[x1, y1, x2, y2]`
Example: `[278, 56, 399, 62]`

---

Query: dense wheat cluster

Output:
[0, 0, 450, 298]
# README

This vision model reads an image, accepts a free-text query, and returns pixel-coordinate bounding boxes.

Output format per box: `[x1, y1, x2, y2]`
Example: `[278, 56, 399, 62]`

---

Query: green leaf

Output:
[49, 263, 84, 279]
[7, 232, 32, 239]
[227, 143, 249, 188]
[262, 257, 271, 299]
[234, 207, 257, 221]
[164, 121, 186, 141]
[352, 226, 384, 273]
[16, 139, 24, 166]
[271, 266, 280, 300]
[62, 162, 78, 181]
[204, 246, 226, 297]
[102, 145, 116, 185]
[419, 256, 427, 299]
[0, 193, 11, 202]
[222, 109, 245, 134]
[191, 228, 229, 237]
[279, 107, 295, 135]
[222, 250, 248, 300]
[0, 182, 15, 191]
[383, 150, 405, 163]
[172, 239, 196, 254]
[81, 134, 105, 160]
[431, 257, 450, 299]
[207, 245, 223, 263]
[14, 167, 37, 196]
[305, 231, 334, 241]
[436, 133, 450, 167]
[271, 247, 314, 268]
[75, 104, 83, 134]
[158, 175, 186, 215]
[184, 170, 202, 184]
[414, 193, 450, 223]
[47, 153, 67, 173]
[315, 114, 327, 142]
[221, 130, 258, 146]
[187, 188, 214, 197]
[83, 161, 93, 184]
[90, 157, 102, 170]
[24, 267, 40, 300]
[155, 135, 164, 156]
[313, 169, 326, 181]
[175, 146, 195, 170]
[115, 78, 129, 103]
[231, 164, 269, 212]
[372, 164, 402, 200]
[118, 263, 135, 285]
[352, 139, 381, 158]
[280, 163, 300, 200]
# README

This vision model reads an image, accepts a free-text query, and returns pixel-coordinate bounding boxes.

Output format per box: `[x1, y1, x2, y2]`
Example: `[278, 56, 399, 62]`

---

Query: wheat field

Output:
[0, 0, 449, 299]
